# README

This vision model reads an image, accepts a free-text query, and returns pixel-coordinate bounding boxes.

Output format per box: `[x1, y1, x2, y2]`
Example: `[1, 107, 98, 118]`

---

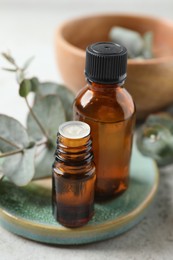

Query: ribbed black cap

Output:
[85, 42, 127, 84]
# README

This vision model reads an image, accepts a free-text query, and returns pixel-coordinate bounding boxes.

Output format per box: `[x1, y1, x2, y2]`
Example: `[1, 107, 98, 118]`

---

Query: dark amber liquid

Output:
[52, 135, 96, 227]
[74, 82, 136, 199]
[52, 167, 95, 227]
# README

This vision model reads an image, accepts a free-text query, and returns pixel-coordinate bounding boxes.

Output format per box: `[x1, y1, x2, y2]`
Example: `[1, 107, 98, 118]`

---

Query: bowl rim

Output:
[56, 13, 173, 65]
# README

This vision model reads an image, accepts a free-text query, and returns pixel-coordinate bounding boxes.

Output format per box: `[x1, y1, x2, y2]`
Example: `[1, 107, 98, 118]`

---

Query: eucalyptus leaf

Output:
[143, 31, 153, 59]
[109, 27, 144, 58]
[19, 79, 32, 97]
[27, 94, 66, 143]
[146, 113, 173, 134]
[34, 147, 54, 179]
[3, 145, 36, 186]
[1, 52, 16, 66]
[23, 56, 34, 70]
[16, 70, 25, 84]
[0, 114, 30, 151]
[2, 68, 17, 72]
[30, 77, 39, 92]
[0, 115, 36, 185]
[109, 27, 154, 59]
[35, 82, 75, 120]
[137, 114, 173, 166]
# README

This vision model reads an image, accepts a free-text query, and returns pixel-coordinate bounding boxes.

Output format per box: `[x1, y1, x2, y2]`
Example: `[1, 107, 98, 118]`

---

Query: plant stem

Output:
[36, 140, 47, 146]
[0, 148, 24, 158]
[0, 140, 47, 159]
[25, 97, 49, 140]
[0, 136, 21, 149]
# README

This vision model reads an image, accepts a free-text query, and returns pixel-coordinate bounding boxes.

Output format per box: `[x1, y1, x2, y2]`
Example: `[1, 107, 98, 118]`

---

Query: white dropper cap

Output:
[59, 121, 90, 139]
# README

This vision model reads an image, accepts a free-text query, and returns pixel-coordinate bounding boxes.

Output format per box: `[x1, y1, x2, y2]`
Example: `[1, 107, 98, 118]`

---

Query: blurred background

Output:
[0, 0, 173, 125]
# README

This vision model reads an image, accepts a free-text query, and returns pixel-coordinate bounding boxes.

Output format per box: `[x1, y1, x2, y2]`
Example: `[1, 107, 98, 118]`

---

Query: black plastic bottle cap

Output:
[85, 42, 127, 84]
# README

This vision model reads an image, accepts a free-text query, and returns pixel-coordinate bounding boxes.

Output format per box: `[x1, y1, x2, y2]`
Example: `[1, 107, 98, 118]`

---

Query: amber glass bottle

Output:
[73, 42, 136, 199]
[52, 121, 96, 227]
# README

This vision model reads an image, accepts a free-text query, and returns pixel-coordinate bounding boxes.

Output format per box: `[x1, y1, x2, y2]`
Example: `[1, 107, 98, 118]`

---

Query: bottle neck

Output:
[54, 134, 94, 169]
[86, 78, 125, 91]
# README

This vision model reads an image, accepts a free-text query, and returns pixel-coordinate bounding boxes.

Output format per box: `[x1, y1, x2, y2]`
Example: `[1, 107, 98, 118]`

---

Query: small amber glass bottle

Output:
[52, 121, 96, 227]
[73, 42, 136, 199]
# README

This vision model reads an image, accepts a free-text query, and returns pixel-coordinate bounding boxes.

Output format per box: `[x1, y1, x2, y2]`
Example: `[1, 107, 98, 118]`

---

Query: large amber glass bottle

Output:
[73, 42, 136, 199]
[52, 121, 96, 227]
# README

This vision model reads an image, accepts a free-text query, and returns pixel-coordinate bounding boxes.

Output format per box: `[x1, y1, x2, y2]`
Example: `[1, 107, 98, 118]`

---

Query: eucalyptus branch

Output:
[0, 148, 24, 158]
[0, 139, 48, 159]
[24, 97, 50, 140]
[0, 52, 73, 184]
[36, 140, 48, 146]
[0, 136, 21, 149]
[1, 52, 50, 141]
[1, 52, 33, 72]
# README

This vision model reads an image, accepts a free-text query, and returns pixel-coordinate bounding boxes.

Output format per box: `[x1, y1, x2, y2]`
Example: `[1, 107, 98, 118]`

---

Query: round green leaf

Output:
[54, 84, 75, 121]
[23, 56, 34, 70]
[137, 124, 173, 166]
[146, 113, 173, 134]
[19, 79, 32, 97]
[143, 31, 153, 59]
[16, 70, 25, 84]
[0, 114, 30, 152]
[2, 52, 15, 65]
[30, 77, 39, 92]
[0, 115, 36, 186]
[34, 147, 54, 179]
[3, 145, 36, 186]
[109, 27, 144, 58]
[27, 94, 66, 143]
[35, 82, 75, 120]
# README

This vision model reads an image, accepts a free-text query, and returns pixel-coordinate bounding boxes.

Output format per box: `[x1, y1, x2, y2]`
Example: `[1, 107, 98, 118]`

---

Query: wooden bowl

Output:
[55, 14, 173, 119]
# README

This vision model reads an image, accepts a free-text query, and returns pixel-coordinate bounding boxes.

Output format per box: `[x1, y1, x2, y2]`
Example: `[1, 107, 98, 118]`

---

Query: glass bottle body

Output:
[52, 134, 96, 227]
[73, 81, 136, 199]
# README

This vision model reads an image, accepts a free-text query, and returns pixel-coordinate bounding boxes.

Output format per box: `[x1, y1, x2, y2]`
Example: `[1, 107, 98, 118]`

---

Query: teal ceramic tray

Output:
[0, 145, 158, 245]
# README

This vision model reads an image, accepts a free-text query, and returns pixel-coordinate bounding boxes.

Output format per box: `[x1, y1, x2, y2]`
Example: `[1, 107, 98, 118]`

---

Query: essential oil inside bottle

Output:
[52, 121, 96, 227]
[73, 42, 136, 199]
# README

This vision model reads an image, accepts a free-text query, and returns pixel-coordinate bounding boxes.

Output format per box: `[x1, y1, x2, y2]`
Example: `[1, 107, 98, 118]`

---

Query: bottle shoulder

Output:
[74, 85, 136, 122]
